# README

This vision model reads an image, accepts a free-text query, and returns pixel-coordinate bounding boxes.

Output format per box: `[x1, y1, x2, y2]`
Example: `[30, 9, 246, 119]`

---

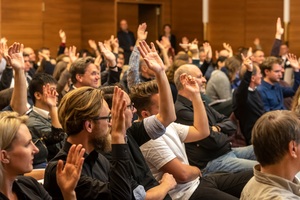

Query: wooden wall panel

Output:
[81, 0, 115, 51]
[43, 0, 81, 55]
[209, 0, 245, 54]
[289, 0, 300, 54]
[1, 0, 297, 59]
[245, 0, 282, 56]
[171, 0, 202, 52]
[1, 0, 43, 51]
[117, 3, 139, 39]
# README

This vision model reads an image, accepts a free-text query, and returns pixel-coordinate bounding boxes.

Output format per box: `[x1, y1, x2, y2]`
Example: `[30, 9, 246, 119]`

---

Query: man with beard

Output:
[43, 86, 132, 199]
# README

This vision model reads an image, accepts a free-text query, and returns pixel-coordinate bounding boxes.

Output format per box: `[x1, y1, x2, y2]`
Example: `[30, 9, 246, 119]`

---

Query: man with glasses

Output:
[69, 42, 120, 91]
[257, 55, 300, 111]
[44, 86, 132, 199]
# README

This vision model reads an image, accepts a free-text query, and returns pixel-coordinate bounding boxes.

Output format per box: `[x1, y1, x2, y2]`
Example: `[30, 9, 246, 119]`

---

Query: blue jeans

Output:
[202, 145, 258, 176]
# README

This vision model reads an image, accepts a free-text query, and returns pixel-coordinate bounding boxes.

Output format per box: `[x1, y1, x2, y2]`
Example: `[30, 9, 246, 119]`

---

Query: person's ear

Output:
[141, 110, 150, 119]
[0, 150, 10, 164]
[289, 140, 298, 159]
[84, 120, 93, 133]
[179, 73, 187, 84]
[76, 74, 83, 83]
[34, 92, 42, 101]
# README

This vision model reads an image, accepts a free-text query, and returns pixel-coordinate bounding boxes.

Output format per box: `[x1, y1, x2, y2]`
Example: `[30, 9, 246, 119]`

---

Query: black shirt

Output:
[102, 121, 171, 200]
[175, 94, 235, 169]
[233, 70, 265, 145]
[0, 176, 51, 200]
[44, 141, 131, 200]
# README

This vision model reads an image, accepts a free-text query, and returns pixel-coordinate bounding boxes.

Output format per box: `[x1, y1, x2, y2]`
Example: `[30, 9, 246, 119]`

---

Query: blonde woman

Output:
[0, 111, 84, 200]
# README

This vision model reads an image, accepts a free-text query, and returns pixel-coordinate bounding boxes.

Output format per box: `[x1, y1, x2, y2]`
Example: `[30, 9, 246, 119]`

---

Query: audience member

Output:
[0, 111, 84, 200]
[102, 40, 177, 200]
[27, 73, 65, 167]
[44, 87, 132, 199]
[117, 19, 136, 64]
[233, 54, 265, 145]
[257, 54, 300, 111]
[0, 42, 30, 114]
[241, 110, 300, 199]
[159, 24, 177, 52]
[174, 64, 257, 175]
[138, 75, 253, 200]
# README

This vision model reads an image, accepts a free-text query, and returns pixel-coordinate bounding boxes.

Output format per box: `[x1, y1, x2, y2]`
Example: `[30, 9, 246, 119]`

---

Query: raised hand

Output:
[223, 43, 233, 57]
[0, 40, 9, 61]
[110, 35, 119, 53]
[99, 42, 116, 67]
[38, 51, 50, 61]
[43, 83, 58, 109]
[241, 53, 253, 71]
[253, 38, 260, 47]
[247, 47, 253, 58]
[276, 17, 284, 39]
[138, 40, 165, 73]
[88, 39, 98, 51]
[56, 144, 85, 198]
[5, 43, 25, 71]
[111, 87, 126, 143]
[137, 23, 148, 42]
[287, 53, 299, 72]
[103, 39, 112, 52]
[203, 42, 212, 61]
[59, 29, 66, 43]
[68, 46, 79, 64]
[180, 73, 200, 95]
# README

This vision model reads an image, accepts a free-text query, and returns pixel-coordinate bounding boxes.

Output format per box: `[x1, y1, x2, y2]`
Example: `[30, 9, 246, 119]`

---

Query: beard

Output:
[91, 128, 112, 153]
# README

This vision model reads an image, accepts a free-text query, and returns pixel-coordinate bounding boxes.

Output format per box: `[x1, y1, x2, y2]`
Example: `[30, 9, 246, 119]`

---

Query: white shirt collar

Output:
[32, 106, 50, 119]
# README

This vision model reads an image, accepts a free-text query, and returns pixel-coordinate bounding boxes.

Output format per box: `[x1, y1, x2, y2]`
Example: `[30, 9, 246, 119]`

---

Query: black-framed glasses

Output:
[92, 113, 112, 122]
[127, 103, 135, 111]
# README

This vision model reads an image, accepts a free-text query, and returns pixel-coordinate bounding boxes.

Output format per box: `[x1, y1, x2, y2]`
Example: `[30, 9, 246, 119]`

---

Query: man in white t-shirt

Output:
[131, 74, 253, 200]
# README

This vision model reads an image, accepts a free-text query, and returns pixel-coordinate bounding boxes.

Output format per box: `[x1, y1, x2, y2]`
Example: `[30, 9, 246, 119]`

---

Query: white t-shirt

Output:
[140, 122, 199, 200]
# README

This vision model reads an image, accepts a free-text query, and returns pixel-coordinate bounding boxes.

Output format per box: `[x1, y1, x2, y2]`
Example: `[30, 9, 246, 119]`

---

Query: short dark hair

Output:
[252, 110, 300, 167]
[130, 80, 158, 118]
[29, 73, 57, 104]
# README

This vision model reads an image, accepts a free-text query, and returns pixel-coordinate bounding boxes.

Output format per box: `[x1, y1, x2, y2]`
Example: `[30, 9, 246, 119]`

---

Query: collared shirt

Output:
[257, 71, 300, 111]
[32, 106, 50, 119]
[241, 165, 300, 199]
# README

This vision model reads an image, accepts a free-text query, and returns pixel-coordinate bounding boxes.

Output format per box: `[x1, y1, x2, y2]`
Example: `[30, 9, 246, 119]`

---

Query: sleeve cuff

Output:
[143, 115, 166, 139]
[111, 144, 130, 160]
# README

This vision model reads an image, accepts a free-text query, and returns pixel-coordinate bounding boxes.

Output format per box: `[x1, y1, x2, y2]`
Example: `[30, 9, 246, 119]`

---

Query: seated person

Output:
[27, 73, 66, 168]
[101, 40, 179, 200]
[174, 64, 257, 175]
[130, 75, 253, 200]
[0, 111, 84, 200]
[44, 86, 132, 199]
[233, 55, 265, 145]
[257, 55, 300, 111]
[241, 110, 300, 199]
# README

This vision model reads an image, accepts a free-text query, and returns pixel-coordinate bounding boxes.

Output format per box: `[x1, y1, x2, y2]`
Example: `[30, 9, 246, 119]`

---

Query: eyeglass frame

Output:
[92, 112, 112, 122]
[127, 102, 135, 111]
